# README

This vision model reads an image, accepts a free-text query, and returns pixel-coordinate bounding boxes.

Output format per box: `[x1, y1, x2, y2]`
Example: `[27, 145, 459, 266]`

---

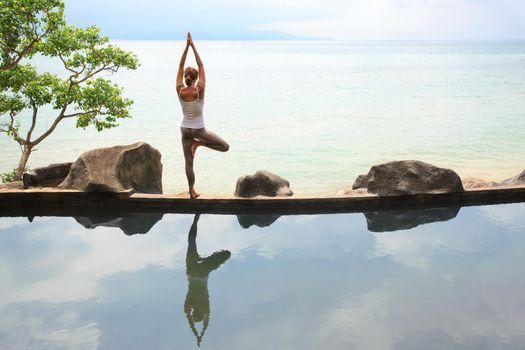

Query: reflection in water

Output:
[237, 215, 281, 228]
[74, 213, 164, 235]
[1, 204, 525, 349]
[364, 207, 460, 232]
[185, 214, 231, 347]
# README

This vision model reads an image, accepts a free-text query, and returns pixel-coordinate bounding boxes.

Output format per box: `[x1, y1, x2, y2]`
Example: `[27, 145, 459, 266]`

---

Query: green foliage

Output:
[0, 23, 139, 133]
[0, 64, 60, 107]
[0, 0, 64, 70]
[0, 93, 25, 116]
[0, 0, 139, 180]
[75, 78, 133, 131]
[44, 26, 139, 72]
[1, 167, 30, 183]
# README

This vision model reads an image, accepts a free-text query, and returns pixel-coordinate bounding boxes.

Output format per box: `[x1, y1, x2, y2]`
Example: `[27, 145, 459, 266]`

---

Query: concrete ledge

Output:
[0, 186, 524, 217]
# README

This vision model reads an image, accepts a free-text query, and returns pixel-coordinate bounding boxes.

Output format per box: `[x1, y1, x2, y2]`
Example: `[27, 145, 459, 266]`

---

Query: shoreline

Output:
[161, 170, 524, 198]
[10, 167, 522, 198]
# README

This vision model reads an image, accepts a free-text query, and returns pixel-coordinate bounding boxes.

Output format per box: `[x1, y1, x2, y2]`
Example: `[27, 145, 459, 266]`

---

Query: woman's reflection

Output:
[185, 214, 231, 347]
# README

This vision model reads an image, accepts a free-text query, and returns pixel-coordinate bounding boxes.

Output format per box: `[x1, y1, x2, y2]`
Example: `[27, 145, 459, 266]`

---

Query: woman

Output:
[177, 32, 229, 199]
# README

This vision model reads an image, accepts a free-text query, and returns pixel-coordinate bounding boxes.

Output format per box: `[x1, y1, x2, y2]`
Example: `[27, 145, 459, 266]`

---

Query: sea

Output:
[1, 40, 524, 195]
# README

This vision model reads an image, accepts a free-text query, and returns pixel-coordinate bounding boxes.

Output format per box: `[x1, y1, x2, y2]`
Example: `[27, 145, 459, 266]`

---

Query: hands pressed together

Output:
[186, 32, 194, 48]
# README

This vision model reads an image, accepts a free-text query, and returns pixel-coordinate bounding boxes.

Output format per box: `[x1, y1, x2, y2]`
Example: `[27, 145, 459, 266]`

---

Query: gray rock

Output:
[462, 177, 499, 189]
[354, 160, 464, 196]
[237, 215, 281, 228]
[352, 174, 369, 190]
[234, 170, 293, 198]
[23, 163, 72, 188]
[364, 207, 460, 232]
[59, 142, 163, 194]
[501, 169, 525, 186]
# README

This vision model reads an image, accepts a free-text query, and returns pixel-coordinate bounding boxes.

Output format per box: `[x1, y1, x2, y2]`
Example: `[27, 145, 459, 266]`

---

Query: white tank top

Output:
[178, 87, 205, 129]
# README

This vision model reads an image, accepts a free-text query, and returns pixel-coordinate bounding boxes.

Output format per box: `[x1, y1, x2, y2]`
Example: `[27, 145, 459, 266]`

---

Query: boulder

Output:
[352, 174, 369, 190]
[501, 170, 525, 186]
[23, 163, 72, 188]
[234, 170, 293, 198]
[353, 160, 464, 196]
[462, 177, 499, 189]
[237, 215, 281, 228]
[59, 142, 163, 193]
[364, 207, 460, 232]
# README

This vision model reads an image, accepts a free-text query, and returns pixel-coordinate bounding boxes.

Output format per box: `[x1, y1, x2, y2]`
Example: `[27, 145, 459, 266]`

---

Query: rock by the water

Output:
[234, 170, 293, 198]
[23, 163, 72, 188]
[501, 170, 525, 186]
[364, 207, 460, 232]
[59, 142, 163, 194]
[462, 177, 499, 189]
[352, 174, 369, 190]
[75, 213, 164, 235]
[353, 160, 464, 196]
[237, 215, 281, 228]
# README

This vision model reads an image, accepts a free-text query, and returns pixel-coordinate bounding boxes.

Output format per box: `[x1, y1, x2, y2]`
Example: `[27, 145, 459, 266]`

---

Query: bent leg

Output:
[194, 128, 229, 152]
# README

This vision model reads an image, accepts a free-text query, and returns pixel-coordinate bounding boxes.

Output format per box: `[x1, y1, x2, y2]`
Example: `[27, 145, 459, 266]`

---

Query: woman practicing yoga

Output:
[177, 32, 229, 199]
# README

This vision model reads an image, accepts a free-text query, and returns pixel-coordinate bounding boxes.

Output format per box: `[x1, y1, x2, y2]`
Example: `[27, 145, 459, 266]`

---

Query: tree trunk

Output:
[14, 146, 32, 181]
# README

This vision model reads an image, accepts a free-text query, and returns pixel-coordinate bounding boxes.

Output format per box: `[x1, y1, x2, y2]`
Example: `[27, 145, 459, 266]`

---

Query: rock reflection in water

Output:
[74, 213, 164, 235]
[237, 215, 281, 228]
[185, 214, 231, 347]
[364, 207, 460, 232]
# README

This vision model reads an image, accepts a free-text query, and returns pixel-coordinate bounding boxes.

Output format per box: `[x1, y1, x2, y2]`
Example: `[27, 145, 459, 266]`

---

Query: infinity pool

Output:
[1, 203, 524, 349]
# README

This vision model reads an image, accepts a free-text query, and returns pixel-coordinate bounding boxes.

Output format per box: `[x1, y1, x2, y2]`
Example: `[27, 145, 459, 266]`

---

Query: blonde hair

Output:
[184, 66, 198, 86]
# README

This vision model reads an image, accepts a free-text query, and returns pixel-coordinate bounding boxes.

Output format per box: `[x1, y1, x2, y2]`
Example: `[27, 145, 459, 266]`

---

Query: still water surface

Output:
[0, 203, 524, 349]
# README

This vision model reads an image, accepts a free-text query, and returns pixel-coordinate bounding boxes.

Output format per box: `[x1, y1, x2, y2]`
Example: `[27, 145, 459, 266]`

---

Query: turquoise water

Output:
[0, 203, 525, 349]
[1, 41, 525, 195]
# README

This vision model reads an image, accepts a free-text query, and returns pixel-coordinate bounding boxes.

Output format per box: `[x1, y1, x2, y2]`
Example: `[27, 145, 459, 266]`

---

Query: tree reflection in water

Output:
[184, 214, 231, 347]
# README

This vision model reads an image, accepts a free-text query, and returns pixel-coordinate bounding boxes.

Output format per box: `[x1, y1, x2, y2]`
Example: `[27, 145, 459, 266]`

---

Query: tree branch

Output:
[7, 111, 25, 145]
[74, 64, 107, 84]
[0, 11, 54, 72]
[63, 109, 99, 118]
[30, 113, 63, 146]
[0, 36, 39, 71]
[59, 54, 80, 75]
[26, 97, 38, 141]
[31, 77, 75, 146]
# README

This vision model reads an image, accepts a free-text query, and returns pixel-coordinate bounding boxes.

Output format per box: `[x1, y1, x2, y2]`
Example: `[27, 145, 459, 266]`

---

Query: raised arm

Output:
[176, 38, 191, 94]
[188, 33, 206, 95]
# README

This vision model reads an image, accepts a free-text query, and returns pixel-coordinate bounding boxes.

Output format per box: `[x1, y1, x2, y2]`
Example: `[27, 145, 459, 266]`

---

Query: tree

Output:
[0, 0, 139, 180]
[0, 0, 64, 71]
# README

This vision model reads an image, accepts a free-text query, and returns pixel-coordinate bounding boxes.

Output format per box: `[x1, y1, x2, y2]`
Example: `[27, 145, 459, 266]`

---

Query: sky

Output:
[65, 0, 525, 40]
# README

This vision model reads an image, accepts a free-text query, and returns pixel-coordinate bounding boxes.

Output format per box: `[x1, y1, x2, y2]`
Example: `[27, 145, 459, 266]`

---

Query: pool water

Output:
[1, 203, 525, 349]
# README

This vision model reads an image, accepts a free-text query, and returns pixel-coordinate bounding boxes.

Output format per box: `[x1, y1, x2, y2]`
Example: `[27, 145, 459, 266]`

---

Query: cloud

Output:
[64, 0, 310, 39]
[254, 0, 525, 40]
[313, 274, 525, 349]
[0, 307, 100, 350]
[0, 216, 187, 306]
[63, 0, 525, 40]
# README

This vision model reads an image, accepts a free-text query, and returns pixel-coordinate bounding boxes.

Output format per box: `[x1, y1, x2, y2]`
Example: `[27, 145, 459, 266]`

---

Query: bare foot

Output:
[190, 189, 200, 199]
[191, 140, 200, 158]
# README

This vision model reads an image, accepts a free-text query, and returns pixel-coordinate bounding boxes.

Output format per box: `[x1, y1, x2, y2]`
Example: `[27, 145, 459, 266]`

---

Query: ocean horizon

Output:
[1, 40, 524, 195]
